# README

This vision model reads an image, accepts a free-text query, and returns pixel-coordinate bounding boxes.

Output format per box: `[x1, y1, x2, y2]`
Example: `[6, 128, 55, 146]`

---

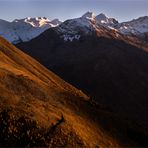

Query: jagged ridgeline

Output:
[0, 12, 148, 44]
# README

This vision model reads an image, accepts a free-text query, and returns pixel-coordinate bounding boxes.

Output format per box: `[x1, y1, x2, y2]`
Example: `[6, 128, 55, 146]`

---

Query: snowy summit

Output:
[0, 12, 148, 43]
[0, 17, 62, 43]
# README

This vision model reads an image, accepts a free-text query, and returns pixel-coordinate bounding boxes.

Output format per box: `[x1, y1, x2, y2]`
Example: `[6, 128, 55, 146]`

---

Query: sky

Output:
[0, 0, 148, 22]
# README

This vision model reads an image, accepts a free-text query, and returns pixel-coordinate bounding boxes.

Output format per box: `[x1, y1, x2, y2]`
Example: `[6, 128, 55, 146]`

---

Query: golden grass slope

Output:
[0, 36, 148, 147]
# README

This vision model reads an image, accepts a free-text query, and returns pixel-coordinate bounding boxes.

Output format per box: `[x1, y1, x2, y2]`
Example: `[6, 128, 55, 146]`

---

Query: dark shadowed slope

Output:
[1, 37, 148, 147]
[17, 28, 148, 129]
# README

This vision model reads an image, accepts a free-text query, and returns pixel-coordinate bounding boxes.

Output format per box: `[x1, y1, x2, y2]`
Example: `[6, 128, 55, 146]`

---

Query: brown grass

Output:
[0, 37, 148, 147]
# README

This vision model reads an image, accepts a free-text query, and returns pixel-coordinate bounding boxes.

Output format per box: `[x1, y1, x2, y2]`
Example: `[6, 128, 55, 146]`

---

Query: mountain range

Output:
[0, 17, 61, 44]
[1, 11, 148, 147]
[0, 12, 148, 43]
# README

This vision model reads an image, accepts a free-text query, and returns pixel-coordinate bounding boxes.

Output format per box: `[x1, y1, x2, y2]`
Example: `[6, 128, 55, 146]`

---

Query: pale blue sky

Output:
[0, 0, 148, 22]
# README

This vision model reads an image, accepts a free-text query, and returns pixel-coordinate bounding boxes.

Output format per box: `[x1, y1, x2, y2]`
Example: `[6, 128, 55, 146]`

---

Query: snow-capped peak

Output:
[116, 16, 148, 36]
[0, 17, 61, 44]
[13, 17, 51, 27]
[95, 13, 118, 26]
[96, 13, 108, 24]
[13, 17, 62, 28]
[50, 19, 62, 26]
[58, 12, 100, 42]
[81, 11, 96, 20]
[96, 13, 107, 20]
[58, 12, 97, 36]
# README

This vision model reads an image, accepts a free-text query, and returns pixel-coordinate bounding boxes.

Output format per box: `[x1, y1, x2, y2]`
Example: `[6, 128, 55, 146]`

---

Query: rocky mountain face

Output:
[57, 11, 119, 40]
[59, 12, 148, 42]
[115, 16, 148, 41]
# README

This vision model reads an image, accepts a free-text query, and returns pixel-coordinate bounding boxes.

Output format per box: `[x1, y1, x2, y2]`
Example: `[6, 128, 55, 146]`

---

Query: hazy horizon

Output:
[0, 0, 148, 23]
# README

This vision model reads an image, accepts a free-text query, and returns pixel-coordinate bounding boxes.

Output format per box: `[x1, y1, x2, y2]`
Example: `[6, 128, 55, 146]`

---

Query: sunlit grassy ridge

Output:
[0, 37, 148, 147]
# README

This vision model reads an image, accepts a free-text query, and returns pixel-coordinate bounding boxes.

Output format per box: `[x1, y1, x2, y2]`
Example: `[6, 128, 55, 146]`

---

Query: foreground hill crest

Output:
[1, 36, 148, 147]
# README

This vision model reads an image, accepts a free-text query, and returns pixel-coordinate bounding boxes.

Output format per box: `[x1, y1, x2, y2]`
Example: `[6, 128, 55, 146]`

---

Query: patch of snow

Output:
[62, 34, 81, 42]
